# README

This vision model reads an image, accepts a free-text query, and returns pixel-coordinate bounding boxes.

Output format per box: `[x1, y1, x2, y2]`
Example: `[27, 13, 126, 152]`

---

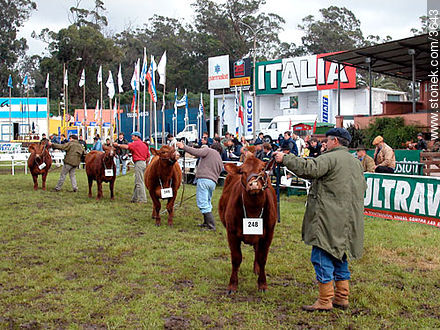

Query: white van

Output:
[258, 114, 317, 142]
[176, 124, 198, 143]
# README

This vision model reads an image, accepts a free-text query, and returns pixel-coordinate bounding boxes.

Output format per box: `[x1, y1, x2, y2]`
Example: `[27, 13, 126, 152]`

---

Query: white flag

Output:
[130, 59, 140, 91]
[140, 47, 148, 85]
[63, 70, 68, 86]
[157, 51, 166, 86]
[106, 71, 115, 99]
[117, 64, 123, 93]
[45, 73, 49, 89]
[94, 100, 99, 121]
[97, 65, 102, 84]
[79, 69, 85, 87]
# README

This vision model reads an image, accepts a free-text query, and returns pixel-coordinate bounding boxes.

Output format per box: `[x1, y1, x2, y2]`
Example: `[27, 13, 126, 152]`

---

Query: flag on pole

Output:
[63, 70, 68, 86]
[97, 65, 102, 84]
[8, 75, 13, 88]
[45, 73, 49, 89]
[146, 55, 157, 103]
[106, 71, 115, 99]
[238, 86, 244, 126]
[234, 87, 240, 138]
[117, 64, 123, 93]
[130, 94, 136, 113]
[312, 118, 317, 134]
[79, 69, 85, 87]
[94, 100, 99, 121]
[198, 93, 204, 141]
[157, 50, 167, 86]
[184, 89, 189, 127]
[140, 47, 148, 85]
[220, 92, 225, 131]
[130, 59, 140, 92]
[22, 75, 28, 87]
[173, 88, 178, 135]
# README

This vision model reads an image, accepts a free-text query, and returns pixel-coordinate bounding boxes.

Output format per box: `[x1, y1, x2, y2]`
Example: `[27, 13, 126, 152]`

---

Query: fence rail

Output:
[420, 152, 440, 176]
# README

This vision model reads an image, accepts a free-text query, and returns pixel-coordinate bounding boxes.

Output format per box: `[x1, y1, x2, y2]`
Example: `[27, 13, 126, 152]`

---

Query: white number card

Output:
[104, 169, 113, 176]
[38, 163, 46, 170]
[243, 218, 263, 235]
[161, 188, 173, 199]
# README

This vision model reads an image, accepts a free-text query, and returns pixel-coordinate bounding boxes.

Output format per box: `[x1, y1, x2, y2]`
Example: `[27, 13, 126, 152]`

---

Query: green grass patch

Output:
[0, 170, 439, 328]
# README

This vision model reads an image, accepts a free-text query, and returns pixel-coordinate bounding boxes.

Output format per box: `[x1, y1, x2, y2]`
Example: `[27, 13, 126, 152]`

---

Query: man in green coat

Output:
[49, 134, 85, 192]
[274, 128, 367, 312]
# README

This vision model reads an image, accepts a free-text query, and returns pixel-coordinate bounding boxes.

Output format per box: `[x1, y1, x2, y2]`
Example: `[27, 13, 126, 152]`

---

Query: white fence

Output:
[0, 151, 65, 175]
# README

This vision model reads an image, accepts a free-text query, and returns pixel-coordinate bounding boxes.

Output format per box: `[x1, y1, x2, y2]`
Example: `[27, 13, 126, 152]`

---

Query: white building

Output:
[0, 97, 48, 141]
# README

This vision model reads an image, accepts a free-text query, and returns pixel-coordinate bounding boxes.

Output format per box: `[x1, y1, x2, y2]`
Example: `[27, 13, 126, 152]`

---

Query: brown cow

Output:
[27, 140, 52, 190]
[219, 155, 277, 293]
[145, 146, 181, 226]
[85, 145, 116, 200]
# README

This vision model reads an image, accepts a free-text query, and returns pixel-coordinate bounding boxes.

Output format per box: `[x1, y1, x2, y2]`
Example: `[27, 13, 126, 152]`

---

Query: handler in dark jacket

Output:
[49, 134, 85, 192]
[274, 127, 367, 312]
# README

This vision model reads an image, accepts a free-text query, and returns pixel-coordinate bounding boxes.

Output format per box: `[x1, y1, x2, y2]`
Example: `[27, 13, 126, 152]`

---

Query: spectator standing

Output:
[92, 135, 103, 151]
[114, 132, 150, 203]
[308, 138, 322, 158]
[416, 133, 428, 151]
[261, 142, 273, 162]
[255, 132, 264, 144]
[115, 132, 128, 176]
[176, 141, 223, 230]
[292, 132, 306, 156]
[281, 131, 299, 156]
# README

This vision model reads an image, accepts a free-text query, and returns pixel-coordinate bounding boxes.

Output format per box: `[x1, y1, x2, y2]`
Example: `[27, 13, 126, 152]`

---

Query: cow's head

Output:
[224, 155, 269, 195]
[29, 141, 48, 162]
[103, 145, 115, 158]
[151, 145, 177, 165]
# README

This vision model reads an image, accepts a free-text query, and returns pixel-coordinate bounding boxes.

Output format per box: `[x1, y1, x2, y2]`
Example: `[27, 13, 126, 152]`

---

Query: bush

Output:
[364, 117, 419, 149]
[347, 123, 365, 149]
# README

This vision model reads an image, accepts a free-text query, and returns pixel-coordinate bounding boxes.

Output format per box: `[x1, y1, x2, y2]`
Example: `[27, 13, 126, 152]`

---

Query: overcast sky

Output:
[19, 0, 427, 56]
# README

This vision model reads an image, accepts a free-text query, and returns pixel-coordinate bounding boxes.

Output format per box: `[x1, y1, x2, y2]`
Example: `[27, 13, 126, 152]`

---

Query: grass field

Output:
[1, 167, 440, 329]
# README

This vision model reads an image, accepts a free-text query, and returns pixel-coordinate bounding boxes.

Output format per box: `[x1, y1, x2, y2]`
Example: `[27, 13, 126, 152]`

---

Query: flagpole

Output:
[162, 85, 166, 146]
[137, 85, 140, 133]
[118, 95, 121, 135]
[149, 94, 152, 142]
[143, 79, 146, 140]
[154, 102, 158, 149]
[9, 86, 12, 141]
[47, 78, 50, 137]
[100, 78, 103, 137]
[27, 88, 30, 135]
[63, 63, 66, 134]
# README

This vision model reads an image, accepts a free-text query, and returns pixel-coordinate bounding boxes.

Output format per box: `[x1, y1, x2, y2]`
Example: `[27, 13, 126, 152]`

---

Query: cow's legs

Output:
[32, 174, 38, 190]
[256, 238, 272, 292]
[227, 232, 242, 294]
[149, 191, 161, 226]
[253, 245, 260, 275]
[88, 176, 93, 198]
[165, 193, 177, 226]
[96, 179, 103, 200]
[41, 172, 48, 191]
[109, 180, 115, 200]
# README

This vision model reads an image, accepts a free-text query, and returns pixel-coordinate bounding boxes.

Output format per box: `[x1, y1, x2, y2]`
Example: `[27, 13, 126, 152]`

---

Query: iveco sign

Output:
[256, 53, 356, 95]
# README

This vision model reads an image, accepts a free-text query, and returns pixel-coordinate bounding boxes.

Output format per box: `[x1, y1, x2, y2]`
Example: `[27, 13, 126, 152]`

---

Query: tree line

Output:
[1, 0, 426, 115]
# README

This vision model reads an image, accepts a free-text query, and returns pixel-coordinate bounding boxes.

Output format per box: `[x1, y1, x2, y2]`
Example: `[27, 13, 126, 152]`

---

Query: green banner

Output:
[352, 150, 422, 175]
[256, 60, 283, 95]
[364, 173, 440, 227]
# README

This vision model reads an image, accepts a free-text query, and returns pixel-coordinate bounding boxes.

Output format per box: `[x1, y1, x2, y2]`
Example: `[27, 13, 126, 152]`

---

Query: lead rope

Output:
[242, 192, 264, 218]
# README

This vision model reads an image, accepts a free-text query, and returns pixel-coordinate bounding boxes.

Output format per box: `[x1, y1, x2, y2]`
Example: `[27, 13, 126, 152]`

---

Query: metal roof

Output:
[323, 34, 429, 82]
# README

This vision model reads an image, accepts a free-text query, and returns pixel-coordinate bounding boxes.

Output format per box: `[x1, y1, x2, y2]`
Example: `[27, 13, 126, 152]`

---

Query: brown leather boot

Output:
[302, 281, 334, 312]
[333, 280, 349, 310]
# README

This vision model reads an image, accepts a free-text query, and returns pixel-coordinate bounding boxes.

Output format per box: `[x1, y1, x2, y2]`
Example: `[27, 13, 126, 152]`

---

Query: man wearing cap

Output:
[356, 146, 375, 173]
[415, 133, 428, 151]
[114, 132, 150, 203]
[274, 127, 366, 312]
[372, 136, 395, 173]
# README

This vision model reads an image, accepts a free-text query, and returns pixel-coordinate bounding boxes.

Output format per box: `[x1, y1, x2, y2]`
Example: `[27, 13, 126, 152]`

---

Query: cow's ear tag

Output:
[38, 163, 46, 170]
[243, 218, 263, 235]
[161, 188, 173, 199]
[105, 169, 113, 176]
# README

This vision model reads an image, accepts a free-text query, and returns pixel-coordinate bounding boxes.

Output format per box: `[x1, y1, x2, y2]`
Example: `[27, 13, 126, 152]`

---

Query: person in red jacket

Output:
[114, 131, 150, 203]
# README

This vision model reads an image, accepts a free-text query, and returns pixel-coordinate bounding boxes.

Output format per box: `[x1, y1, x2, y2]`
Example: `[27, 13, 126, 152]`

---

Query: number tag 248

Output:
[243, 218, 263, 235]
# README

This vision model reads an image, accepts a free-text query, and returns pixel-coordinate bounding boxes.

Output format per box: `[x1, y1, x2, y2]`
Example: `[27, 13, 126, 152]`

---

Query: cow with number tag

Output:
[85, 145, 117, 200]
[219, 154, 277, 293]
[27, 140, 52, 190]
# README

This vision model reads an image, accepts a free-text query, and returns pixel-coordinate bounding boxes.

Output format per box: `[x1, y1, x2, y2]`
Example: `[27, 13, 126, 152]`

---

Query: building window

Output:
[387, 94, 401, 102]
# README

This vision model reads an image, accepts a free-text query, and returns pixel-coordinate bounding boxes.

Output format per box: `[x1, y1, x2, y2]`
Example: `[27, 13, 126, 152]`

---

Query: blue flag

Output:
[22, 75, 28, 86]
[8, 75, 13, 89]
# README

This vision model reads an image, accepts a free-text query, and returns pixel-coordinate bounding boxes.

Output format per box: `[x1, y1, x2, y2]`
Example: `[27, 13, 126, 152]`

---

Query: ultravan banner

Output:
[364, 173, 440, 228]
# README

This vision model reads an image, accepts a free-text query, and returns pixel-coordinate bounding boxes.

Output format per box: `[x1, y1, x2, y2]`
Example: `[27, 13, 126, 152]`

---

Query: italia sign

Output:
[364, 173, 440, 227]
[256, 53, 356, 95]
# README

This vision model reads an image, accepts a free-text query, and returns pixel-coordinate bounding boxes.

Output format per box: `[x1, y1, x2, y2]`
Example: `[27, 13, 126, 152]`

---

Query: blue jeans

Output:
[311, 246, 350, 284]
[196, 178, 216, 214]
[115, 156, 127, 176]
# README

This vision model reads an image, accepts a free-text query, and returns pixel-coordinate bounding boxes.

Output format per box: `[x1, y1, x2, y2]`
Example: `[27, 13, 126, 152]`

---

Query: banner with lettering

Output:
[364, 173, 440, 227]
